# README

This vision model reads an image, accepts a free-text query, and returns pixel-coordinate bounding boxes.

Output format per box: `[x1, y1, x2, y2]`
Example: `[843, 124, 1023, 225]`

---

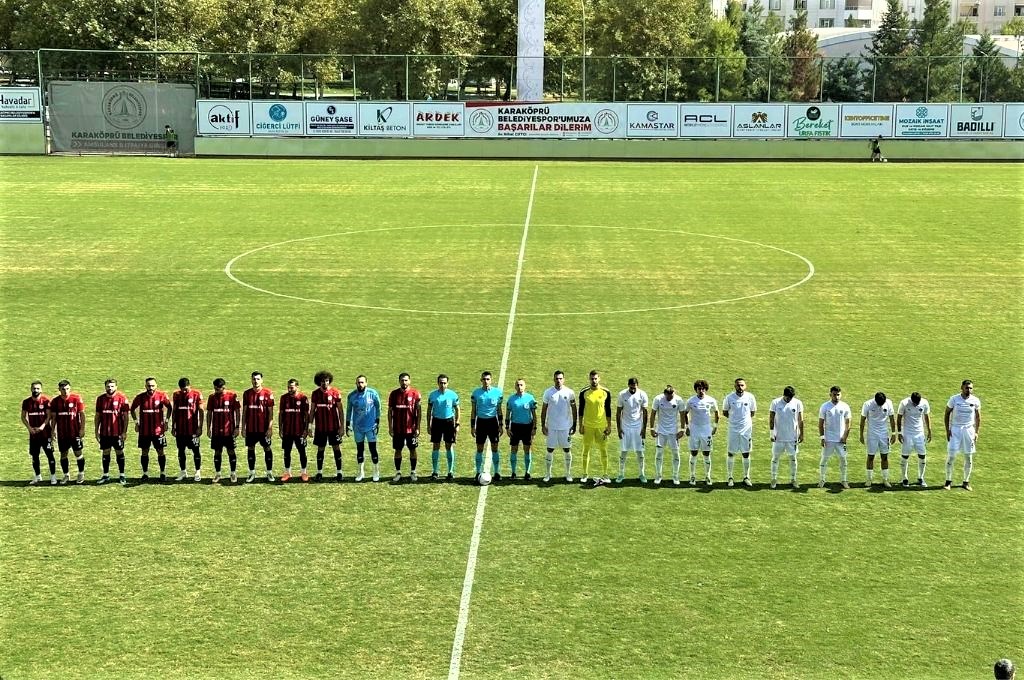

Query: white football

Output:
[882, 158, 888, 163]
[477, 472, 492, 486]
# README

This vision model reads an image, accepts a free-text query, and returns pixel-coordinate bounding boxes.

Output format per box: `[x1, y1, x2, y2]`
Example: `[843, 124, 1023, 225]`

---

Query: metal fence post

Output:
[612, 57, 617, 101]
[194, 51, 200, 96]
[716, 57, 721, 102]
[959, 57, 965, 102]
[405, 54, 410, 100]
[819, 59, 825, 101]
[37, 49, 43, 94]
[248, 53, 253, 99]
[561, 57, 565, 101]
[582, 55, 587, 101]
[871, 60, 877, 102]
[351, 55, 357, 99]
[924, 56, 930, 102]
[767, 59, 772, 103]
[664, 56, 670, 102]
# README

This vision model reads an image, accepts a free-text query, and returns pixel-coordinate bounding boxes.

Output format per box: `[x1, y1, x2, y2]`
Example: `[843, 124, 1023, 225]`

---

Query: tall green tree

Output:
[781, 10, 820, 101]
[909, 0, 965, 100]
[964, 32, 1010, 101]
[738, 0, 776, 101]
[821, 55, 867, 101]
[865, 0, 913, 101]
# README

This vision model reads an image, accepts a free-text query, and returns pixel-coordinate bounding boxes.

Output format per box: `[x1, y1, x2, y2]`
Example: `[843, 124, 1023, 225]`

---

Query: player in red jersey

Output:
[309, 370, 345, 482]
[131, 377, 172, 482]
[242, 371, 276, 482]
[94, 378, 130, 486]
[207, 377, 241, 483]
[21, 381, 56, 485]
[47, 379, 87, 484]
[387, 372, 422, 482]
[279, 378, 311, 482]
[172, 377, 205, 482]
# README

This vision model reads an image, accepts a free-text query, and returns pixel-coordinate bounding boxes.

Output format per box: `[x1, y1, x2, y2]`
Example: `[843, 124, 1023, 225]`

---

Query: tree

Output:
[738, 0, 776, 101]
[866, 0, 913, 101]
[1002, 16, 1024, 60]
[781, 10, 820, 101]
[821, 55, 867, 101]
[909, 0, 964, 101]
[964, 32, 1010, 101]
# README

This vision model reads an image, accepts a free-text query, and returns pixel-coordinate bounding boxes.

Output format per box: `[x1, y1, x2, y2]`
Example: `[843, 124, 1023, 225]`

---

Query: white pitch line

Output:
[448, 164, 539, 680]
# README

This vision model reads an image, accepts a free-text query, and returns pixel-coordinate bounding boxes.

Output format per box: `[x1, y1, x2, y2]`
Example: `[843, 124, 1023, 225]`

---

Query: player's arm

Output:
[676, 407, 685, 440]
[426, 399, 434, 429]
[923, 412, 931, 442]
[577, 390, 586, 434]
[858, 412, 866, 443]
[266, 399, 275, 437]
[240, 396, 248, 436]
[640, 401, 648, 436]
[335, 398, 343, 437]
[453, 403, 461, 433]
[21, 407, 34, 434]
[130, 396, 140, 432]
[496, 400, 504, 434]
[232, 398, 241, 436]
[615, 405, 623, 436]
[163, 396, 172, 434]
[541, 403, 548, 434]
[896, 411, 904, 441]
[278, 400, 285, 434]
[413, 397, 422, 434]
[769, 409, 776, 441]
[569, 394, 577, 434]
[603, 391, 612, 434]
[470, 398, 478, 437]
[974, 407, 981, 438]
[711, 402, 719, 433]
[818, 416, 826, 442]
[93, 399, 101, 440]
[797, 409, 804, 443]
[205, 397, 213, 438]
[887, 412, 896, 443]
[530, 402, 537, 432]
[302, 399, 310, 437]
[681, 406, 689, 436]
[841, 415, 851, 444]
[943, 405, 952, 439]
[373, 392, 381, 433]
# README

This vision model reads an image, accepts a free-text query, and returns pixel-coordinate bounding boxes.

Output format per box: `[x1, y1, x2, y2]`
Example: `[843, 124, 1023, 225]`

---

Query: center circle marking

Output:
[224, 223, 815, 317]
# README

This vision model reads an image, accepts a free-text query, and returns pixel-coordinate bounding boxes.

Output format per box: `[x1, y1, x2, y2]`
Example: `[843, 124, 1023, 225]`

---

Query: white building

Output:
[814, 27, 1023, 57]
[717, 0, 1023, 33]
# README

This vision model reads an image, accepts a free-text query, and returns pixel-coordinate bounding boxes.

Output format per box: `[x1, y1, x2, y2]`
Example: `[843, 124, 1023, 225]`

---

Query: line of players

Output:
[19, 370, 982, 491]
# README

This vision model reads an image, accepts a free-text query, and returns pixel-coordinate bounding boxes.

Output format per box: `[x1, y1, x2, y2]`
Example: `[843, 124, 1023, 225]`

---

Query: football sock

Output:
[838, 454, 848, 481]
[394, 454, 402, 471]
[317, 450, 326, 472]
[545, 452, 554, 477]
[917, 456, 926, 480]
[475, 452, 483, 475]
[637, 452, 646, 478]
[247, 451, 256, 472]
[283, 450, 292, 471]
[31, 453, 41, 476]
[655, 447, 664, 478]
[193, 450, 202, 471]
[431, 449, 440, 474]
[178, 451, 187, 471]
[334, 448, 343, 474]
[881, 468, 890, 481]
[116, 454, 125, 474]
[726, 454, 735, 478]
[510, 452, 518, 474]
[264, 449, 274, 472]
[963, 454, 973, 481]
[688, 454, 697, 478]
[599, 449, 608, 478]
[228, 452, 237, 472]
[46, 452, 56, 474]
[358, 461, 365, 477]
[770, 453, 780, 480]
[60, 457, 69, 474]
[214, 452, 222, 472]
[789, 455, 797, 480]
[491, 451, 500, 475]
[101, 454, 111, 474]
[156, 454, 165, 473]
[368, 442, 379, 464]
[409, 452, 417, 471]
[945, 454, 955, 481]
[563, 451, 572, 477]
[819, 454, 828, 481]
[447, 449, 455, 474]
[618, 452, 627, 478]
[356, 441, 365, 463]
[672, 451, 681, 481]
[703, 453, 712, 477]
[140, 454, 149, 474]
[900, 456, 910, 479]
[866, 468, 874, 482]
[524, 451, 532, 474]
[298, 447, 307, 470]
[742, 455, 751, 478]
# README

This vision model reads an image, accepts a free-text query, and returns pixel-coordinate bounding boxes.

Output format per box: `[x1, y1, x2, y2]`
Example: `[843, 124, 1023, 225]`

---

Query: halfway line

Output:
[447, 164, 539, 680]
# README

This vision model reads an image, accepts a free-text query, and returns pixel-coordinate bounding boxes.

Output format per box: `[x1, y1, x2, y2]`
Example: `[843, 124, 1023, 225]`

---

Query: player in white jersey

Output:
[721, 377, 756, 487]
[683, 379, 719, 486]
[896, 391, 932, 487]
[768, 385, 804, 489]
[615, 377, 649, 483]
[541, 370, 576, 483]
[860, 391, 896, 488]
[817, 386, 852, 489]
[943, 379, 981, 491]
[649, 385, 685, 485]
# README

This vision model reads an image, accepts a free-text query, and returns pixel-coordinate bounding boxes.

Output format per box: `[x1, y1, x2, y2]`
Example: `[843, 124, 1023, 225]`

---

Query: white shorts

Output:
[901, 434, 927, 456]
[947, 426, 976, 455]
[655, 432, 680, 451]
[866, 434, 890, 455]
[727, 430, 752, 454]
[772, 440, 798, 457]
[620, 426, 644, 452]
[821, 442, 847, 459]
[546, 428, 571, 450]
[688, 432, 713, 452]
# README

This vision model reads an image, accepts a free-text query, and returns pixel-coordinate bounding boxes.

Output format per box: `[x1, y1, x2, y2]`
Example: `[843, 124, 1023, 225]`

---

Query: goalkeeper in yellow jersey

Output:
[578, 370, 613, 486]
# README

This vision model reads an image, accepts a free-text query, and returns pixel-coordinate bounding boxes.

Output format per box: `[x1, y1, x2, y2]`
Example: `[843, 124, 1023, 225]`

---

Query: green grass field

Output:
[0, 157, 1022, 679]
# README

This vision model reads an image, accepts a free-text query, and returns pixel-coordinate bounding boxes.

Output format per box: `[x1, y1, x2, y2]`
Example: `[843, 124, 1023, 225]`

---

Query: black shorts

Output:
[210, 435, 236, 453]
[245, 431, 272, 449]
[29, 437, 54, 457]
[430, 418, 456, 445]
[392, 433, 418, 451]
[57, 436, 84, 455]
[138, 434, 167, 451]
[508, 423, 534, 447]
[99, 435, 125, 452]
[313, 430, 341, 447]
[175, 434, 200, 453]
[166, 140, 175, 149]
[475, 418, 500, 447]
[282, 435, 307, 454]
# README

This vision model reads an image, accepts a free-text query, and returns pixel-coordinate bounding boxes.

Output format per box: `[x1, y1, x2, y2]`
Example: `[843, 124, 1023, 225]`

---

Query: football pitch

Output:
[0, 156, 1021, 679]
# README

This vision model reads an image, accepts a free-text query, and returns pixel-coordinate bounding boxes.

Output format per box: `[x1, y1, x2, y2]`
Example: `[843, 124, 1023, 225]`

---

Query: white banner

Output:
[733, 104, 786, 138]
[626, 104, 679, 138]
[678, 104, 732, 138]
[787, 104, 840, 138]
[196, 100, 251, 135]
[412, 102, 465, 137]
[464, 102, 625, 138]
[1002, 103, 1024, 139]
[839, 104, 894, 138]
[948, 104, 1003, 138]
[358, 102, 411, 137]
[251, 101, 304, 136]
[0, 87, 42, 122]
[304, 101, 358, 136]
[895, 104, 949, 138]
